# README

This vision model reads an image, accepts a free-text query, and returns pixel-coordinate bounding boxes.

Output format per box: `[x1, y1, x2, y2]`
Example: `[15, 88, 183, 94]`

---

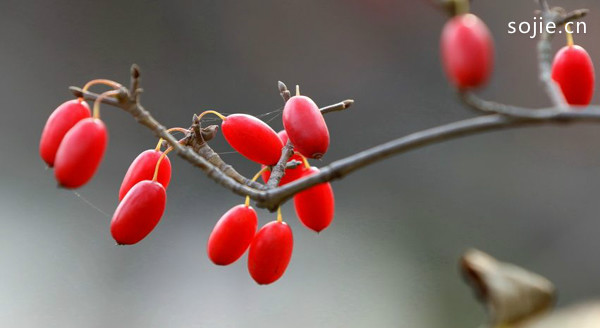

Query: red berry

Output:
[119, 149, 172, 201]
[221, 114, 283, 165]
[207, 204, 258, 265]
[293, 167, 335, 232]
[552, 45, 595, 106]
[54, 118, 108, 188]
[247, 221, 293, 285]
[283, 95, 329, 159]
[40, 99, 91, 167]
[440, 14, 494, 89]
[261, 130, 308, 185]
[111, 180, 167, 245]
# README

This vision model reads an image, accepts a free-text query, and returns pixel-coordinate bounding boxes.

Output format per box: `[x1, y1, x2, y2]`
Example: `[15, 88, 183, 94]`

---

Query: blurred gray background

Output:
[1, 0, 600, 327]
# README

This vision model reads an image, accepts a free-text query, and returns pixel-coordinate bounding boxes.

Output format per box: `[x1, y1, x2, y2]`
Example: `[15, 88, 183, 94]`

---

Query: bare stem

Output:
[266, 81, 294, 188]
[267, 140, 294, 188]
[258, 108, 600, 210]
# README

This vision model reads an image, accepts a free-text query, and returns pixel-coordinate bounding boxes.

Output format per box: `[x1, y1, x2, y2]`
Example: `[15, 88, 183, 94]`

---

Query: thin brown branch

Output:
[266, 81, 295, 188]
[71, 46, 600, 212]
[71, 85, 269, 192]
[188, 136, 268, 191]
[257, 107, 600, 210]
[71, 79, 600, 211]
[69, 71, 353, 205]
[320, 99, 354, 114]
[461, 91, 563, 118]
[267, 140, 294, 189]
[129, 102, 268, 200]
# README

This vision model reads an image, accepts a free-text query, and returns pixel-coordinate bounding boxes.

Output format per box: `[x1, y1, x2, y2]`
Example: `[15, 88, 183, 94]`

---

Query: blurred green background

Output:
[1, 0, 600, 327]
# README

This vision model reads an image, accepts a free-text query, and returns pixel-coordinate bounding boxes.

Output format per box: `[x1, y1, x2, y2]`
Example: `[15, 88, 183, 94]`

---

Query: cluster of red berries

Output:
[207, 88, 335, 285]
[39, 81, 173, 245]
[39, 98, 108, 188]
[440, 2, 595, 105]
[40, 82, 335, 285]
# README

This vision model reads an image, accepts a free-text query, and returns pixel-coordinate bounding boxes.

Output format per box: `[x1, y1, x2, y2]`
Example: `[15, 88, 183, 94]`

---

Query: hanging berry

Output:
[111, 180, 167, 245]
[119, 149, 172, 201]
[111, 148, 172, 244]
[197, 111, 283, 165]
[50, 81, 123, 188]
[53, 118, 108, 188]
[440, 12, 494, 89]
[551, 28, 595, 106]
[282, 87, 330, 159]
[293, 167, 335, 232]
[40, 99, 91, 167]
[247, 218, 294, 285]
[207, 204, 258, 265]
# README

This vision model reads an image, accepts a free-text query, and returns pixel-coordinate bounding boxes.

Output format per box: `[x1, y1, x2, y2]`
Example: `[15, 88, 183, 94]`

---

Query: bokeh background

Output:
[2, 0, 600, 327]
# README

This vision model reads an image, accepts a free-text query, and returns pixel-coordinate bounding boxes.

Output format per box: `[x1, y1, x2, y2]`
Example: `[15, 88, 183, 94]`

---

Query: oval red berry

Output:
[40, 99, 91, 167]
[440, 14, 494, 89]
[552, 45, 595, 106]
[221, 114, 283, 165]
[119, 149, 172, 201]
[247, 221, 293, 285]
[283, 95, 329, 159]
[207, 204, 258, 266]
[294, 167, 335, 232]
[54, 118, 108, 189]
[111, 180, 167, 245]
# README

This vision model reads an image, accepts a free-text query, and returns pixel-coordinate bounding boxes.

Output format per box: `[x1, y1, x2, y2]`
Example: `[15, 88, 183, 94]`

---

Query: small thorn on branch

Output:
[278, 81, 291, 102]
[278, 81, 287, 93]
[131, 64, 140, 79]
[286, 160, 302, 169]
[320, 99, 354, 114]
[70, 87, 84, 98]
[130, 64, 141, 101]
[69, 86, 122, 106]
